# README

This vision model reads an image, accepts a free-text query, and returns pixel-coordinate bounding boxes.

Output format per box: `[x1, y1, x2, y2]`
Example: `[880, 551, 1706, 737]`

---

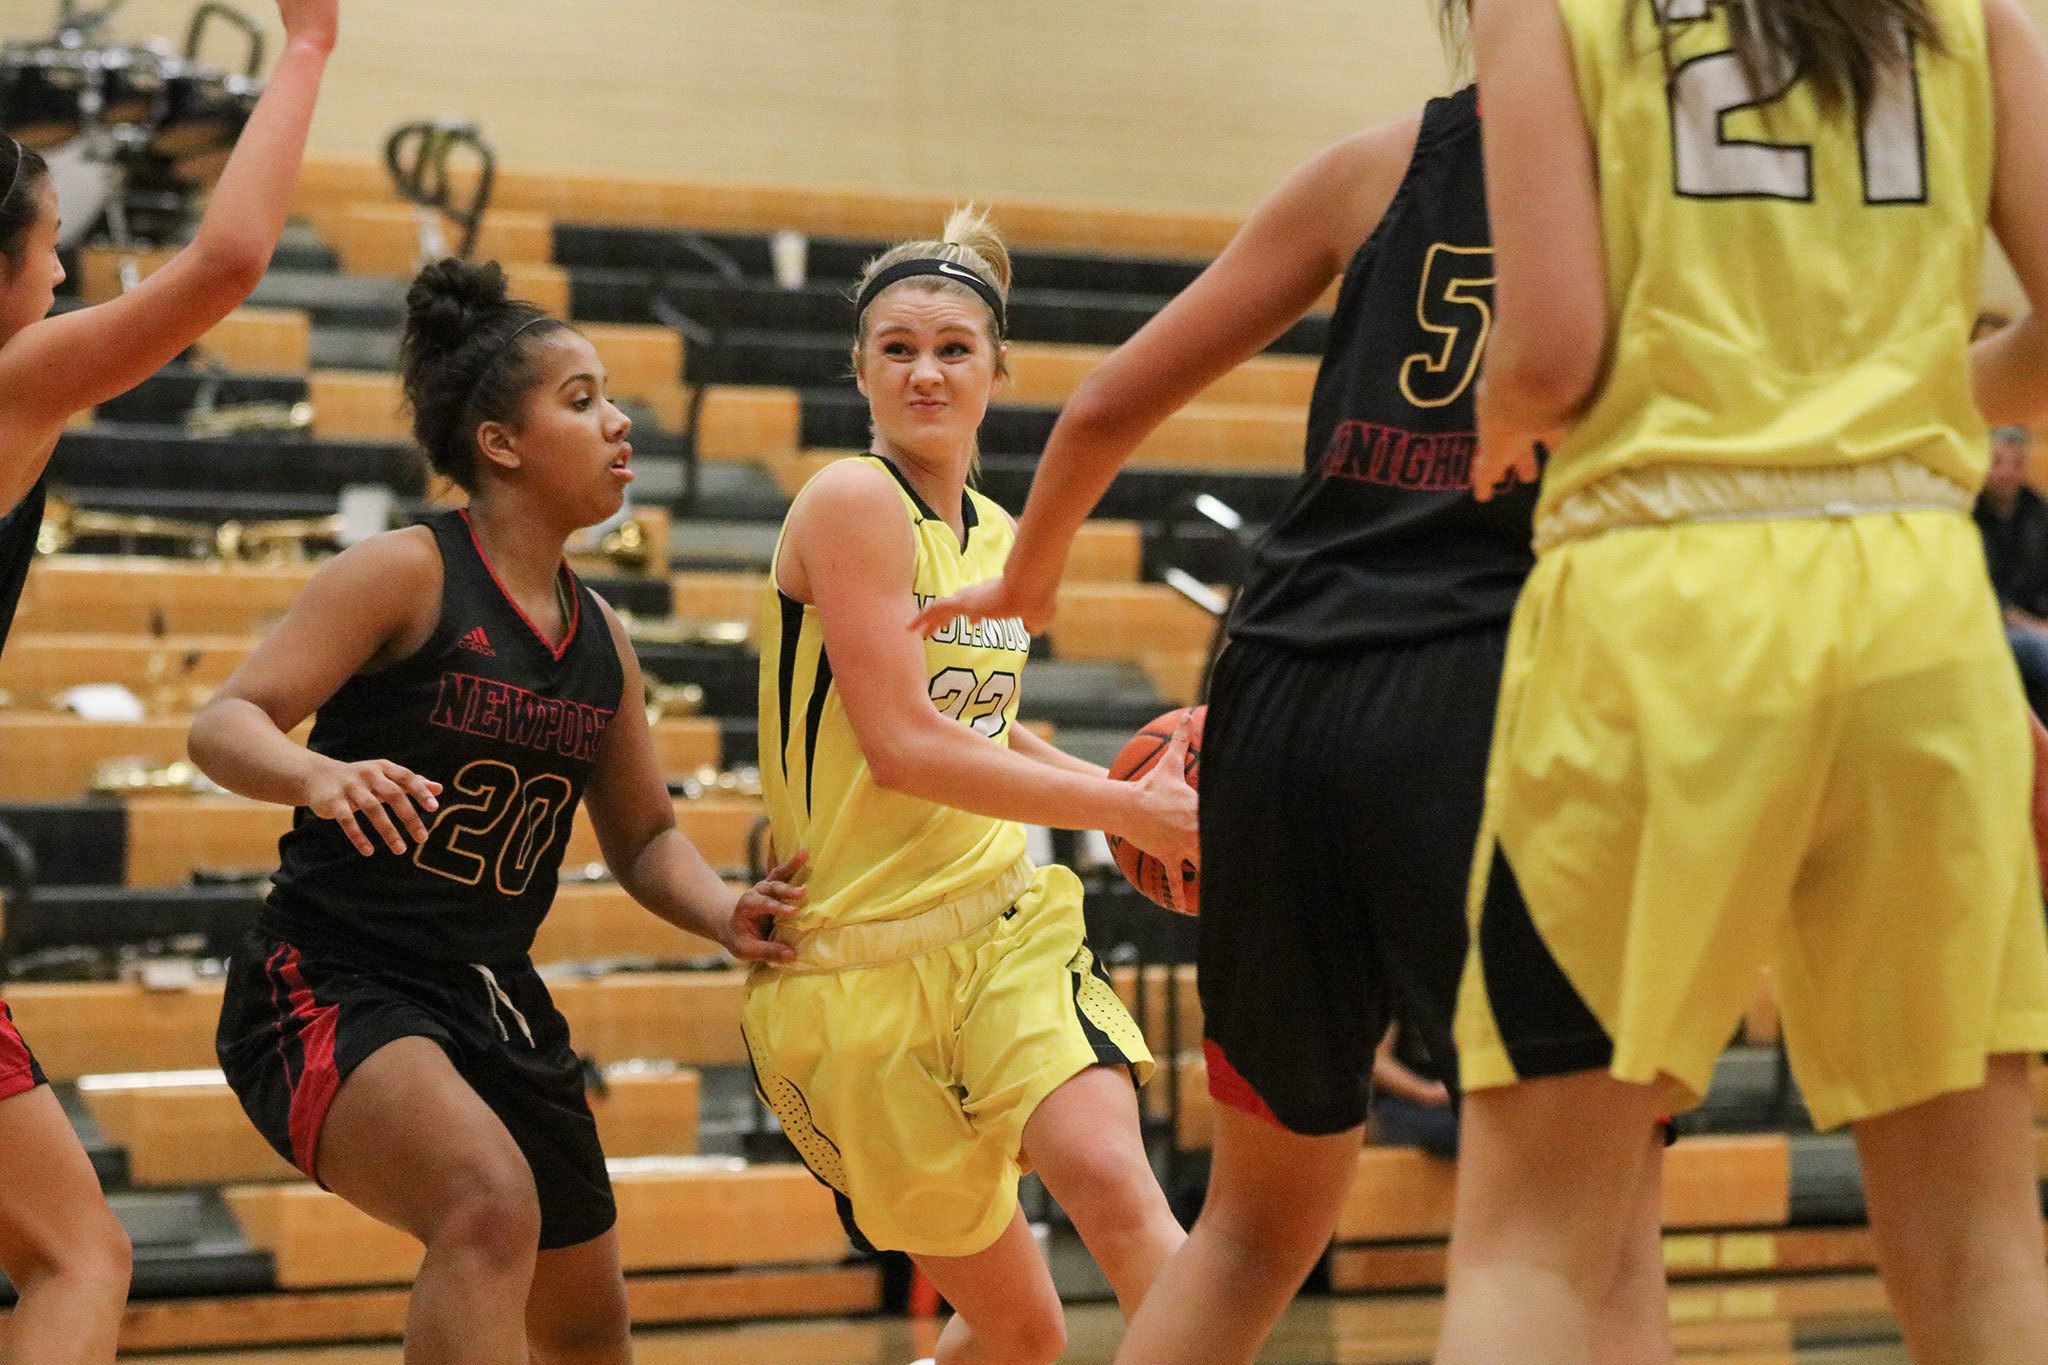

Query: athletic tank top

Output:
[0, 477, 44, 653]
[1228, 87, 1539, 651]
[757, 456, 1031, 947]
[262, 510, 625, 963]
[1546, 0, 1993, 520]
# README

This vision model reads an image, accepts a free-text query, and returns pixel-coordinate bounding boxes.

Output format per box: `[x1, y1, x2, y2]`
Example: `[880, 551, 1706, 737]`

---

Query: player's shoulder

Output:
[310, 523, 441, 595]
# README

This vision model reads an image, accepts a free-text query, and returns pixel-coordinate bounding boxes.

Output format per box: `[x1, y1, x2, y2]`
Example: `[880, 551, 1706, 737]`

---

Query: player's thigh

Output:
[1198, 640, 1393, 1134]
[316, 1035, 538, 1243]
[1780, 576, 2047, 1128]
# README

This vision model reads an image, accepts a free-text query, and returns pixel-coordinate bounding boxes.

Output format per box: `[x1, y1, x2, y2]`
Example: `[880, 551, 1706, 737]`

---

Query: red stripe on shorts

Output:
[269, 945, 342, 1176]
[1203, 1038, 1290, 1132]
[0, 1000, 37, 1101]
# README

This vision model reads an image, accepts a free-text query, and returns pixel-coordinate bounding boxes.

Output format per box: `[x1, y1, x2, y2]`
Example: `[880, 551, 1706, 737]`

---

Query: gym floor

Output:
[124, 1291, 1909, 1363]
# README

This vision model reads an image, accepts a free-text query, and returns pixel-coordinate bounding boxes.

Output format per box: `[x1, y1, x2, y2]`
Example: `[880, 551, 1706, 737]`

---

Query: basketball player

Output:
[189, 259, 806, 1365]
[1438, 0, 2048, 1359]
[911, 22, 1680, 1365]
[745, 209, 1198, 1365]
[0, 4, 336, 1356]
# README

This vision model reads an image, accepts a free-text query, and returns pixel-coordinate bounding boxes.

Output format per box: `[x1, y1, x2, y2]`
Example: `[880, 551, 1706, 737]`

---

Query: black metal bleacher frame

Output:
[646, 237, 747, 520]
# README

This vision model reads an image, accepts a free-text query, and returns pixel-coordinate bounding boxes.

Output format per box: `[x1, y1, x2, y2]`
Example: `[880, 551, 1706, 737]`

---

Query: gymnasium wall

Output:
[5, 0, 2045, 302]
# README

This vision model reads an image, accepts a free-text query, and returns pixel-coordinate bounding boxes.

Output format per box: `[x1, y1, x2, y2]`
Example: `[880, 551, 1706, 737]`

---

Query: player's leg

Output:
[910, 1211, 1068, 1365]
[1113, 639, 1388, 1364]
[493, 965, 628, 1364]
[1852, 1056, 2048, 1363]
[1112, 1105, 1364, 1365]
[1588, 1132, 1673, 1365]
[525, 1229, 632, 1365]
[315, 1036, 543, 1364]
[0, 1083, 132, 1364]
[1778, 511, 2048, 1362]
[1018, 1064, 1181, 1316]
[1437, 1072, 1668, 1363]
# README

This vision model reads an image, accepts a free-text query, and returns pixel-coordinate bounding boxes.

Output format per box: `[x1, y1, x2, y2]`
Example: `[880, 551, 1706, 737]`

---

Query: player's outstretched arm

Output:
[794, 461, 1198, 870]
[187, 527, 444, 856]
[0, 0, 337, 453]
[582, 600, 803, 963]
[907, 116, 1420, 640]
[1468, 0, 1607, 499]
[1977, 0, 2048, 426]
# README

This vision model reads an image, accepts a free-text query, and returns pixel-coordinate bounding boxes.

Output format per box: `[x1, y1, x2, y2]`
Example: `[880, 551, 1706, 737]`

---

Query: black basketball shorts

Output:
[1198, 625, 1517, 1135]
[216, 926, 616, 1250]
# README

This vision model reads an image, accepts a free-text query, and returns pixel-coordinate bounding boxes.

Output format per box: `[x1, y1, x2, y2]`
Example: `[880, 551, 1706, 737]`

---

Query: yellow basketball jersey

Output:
[758, 456, 1032, 953]
[1545, 0, 1993, 518]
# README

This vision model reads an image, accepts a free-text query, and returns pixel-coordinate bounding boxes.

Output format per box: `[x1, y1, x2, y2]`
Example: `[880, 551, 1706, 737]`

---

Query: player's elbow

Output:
[1485, 331, 1602, 429]
[188, 235, 272, 305]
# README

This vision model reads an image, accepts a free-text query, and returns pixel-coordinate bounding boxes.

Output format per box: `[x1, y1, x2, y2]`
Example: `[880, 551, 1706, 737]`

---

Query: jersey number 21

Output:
[1659, 0, 1927, 204]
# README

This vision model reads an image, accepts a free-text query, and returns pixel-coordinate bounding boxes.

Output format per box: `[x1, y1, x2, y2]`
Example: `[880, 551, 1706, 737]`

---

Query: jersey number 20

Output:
[1661, 0, 1927, 204]
[414, 759, 575, 895]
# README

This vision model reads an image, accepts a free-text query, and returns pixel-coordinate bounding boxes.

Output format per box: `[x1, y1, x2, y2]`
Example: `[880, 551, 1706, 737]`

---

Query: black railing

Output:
[384, 118, 496, 264]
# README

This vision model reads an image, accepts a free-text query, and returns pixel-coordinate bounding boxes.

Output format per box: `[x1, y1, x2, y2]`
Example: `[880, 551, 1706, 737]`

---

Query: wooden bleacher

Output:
[79, 1066, 700, 1186]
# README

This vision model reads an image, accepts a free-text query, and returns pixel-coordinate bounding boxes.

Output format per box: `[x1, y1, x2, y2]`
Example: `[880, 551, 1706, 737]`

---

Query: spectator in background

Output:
[1975, 425, 2048, 716]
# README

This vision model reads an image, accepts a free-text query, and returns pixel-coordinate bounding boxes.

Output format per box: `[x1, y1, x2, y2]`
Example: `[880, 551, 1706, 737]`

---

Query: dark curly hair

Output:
[398, 258, 571, 491]
[0, 137, 50, 273]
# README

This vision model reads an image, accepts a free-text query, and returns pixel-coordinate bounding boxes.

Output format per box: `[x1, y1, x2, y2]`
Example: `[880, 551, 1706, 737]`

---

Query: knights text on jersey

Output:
[262, 510, 626, 963]
[1228, 87, 1538, 652]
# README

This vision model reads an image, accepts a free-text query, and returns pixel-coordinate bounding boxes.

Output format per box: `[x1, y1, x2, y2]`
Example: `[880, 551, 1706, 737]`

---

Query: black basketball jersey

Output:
[0, 478, 46, 653]
[1227, 87, 1539, 651]
[263, 510, 626, 964]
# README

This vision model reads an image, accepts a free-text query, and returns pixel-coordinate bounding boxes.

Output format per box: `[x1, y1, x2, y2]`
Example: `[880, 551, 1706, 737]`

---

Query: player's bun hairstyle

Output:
[1649, 0, 1944, 113]
[399, 258, 570, 492]
[0, 136, 50, 272]
[853, 206, 1014, 374]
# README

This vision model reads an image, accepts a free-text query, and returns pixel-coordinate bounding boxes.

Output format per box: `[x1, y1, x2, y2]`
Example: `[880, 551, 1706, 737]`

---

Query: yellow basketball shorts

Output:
[741, 863, 1154, 1257]
[1456, 509, 2048, 1130]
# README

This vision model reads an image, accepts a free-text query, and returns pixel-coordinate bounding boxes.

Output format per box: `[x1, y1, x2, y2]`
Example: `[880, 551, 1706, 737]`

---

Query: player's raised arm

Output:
[0, 0, 338, 461]
[1467, 0, 1607, 499]
[907, 119, 1420, 638]
[1975, 0, 2048, 425]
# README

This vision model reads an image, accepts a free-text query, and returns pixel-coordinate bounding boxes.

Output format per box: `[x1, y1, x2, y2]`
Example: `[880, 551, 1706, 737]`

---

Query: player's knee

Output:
[1202, 1186, 1336, 1275]
[428, 1160, 542, 1270]
[1047, 1142, 1158, 1232]
[992, 1306, 1067, 1365]
[2, 1205, 131, 1300]
[529, 1288, 632, 1357]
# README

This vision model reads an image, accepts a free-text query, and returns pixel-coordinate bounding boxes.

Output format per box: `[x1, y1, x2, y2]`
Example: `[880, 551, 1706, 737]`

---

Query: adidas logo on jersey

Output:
[457, 626, 496, 656]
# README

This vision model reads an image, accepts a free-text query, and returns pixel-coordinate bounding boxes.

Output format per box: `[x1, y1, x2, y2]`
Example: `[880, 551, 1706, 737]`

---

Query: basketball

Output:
[1105, 705, 1204, 914]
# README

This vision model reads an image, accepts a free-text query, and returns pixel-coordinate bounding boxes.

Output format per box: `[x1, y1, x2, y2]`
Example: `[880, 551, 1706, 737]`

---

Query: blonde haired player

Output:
[1440, 0, 2048, 1359]
[746, 209, 1197, 1364]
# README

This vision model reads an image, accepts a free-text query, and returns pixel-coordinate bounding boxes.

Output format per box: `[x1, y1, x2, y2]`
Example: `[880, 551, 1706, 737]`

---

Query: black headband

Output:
[856, 258, 1006, 335]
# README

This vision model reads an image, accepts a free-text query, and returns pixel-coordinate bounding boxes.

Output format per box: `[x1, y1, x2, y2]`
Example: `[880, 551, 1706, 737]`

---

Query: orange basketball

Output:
[1104, 705, 1204, 915]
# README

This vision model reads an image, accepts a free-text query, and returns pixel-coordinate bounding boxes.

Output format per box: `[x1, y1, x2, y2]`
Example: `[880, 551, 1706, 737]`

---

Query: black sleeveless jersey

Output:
[262, 510, 626, 964]
[1227, 87, 1539, 651]
[0, 478, 46, 653]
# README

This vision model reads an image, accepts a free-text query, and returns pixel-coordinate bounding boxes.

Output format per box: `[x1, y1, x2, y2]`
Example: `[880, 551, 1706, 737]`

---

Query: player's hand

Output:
[276, 0, 339, 54]
[1471, 431, 1544, 503]
[908, 573, 1057, 640]
[301, 757, 441, 857]
[2030, 711, 2048, 885]
[1373, 1026, 1451, 1108]
[1119, 713, 1200, 907]
[724, 850, 807, 964]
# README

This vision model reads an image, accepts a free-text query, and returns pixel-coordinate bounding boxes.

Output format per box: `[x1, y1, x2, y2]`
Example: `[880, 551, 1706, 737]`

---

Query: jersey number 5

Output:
[413, 759, 576, 895]
[1660, 0, 1927, 204]
[1401, 243, 1496, 410]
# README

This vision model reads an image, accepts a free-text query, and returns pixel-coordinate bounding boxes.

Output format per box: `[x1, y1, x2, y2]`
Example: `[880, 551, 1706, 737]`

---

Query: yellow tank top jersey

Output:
[1547, 0, 1993, 519]
[758, 456, 1032, 955]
